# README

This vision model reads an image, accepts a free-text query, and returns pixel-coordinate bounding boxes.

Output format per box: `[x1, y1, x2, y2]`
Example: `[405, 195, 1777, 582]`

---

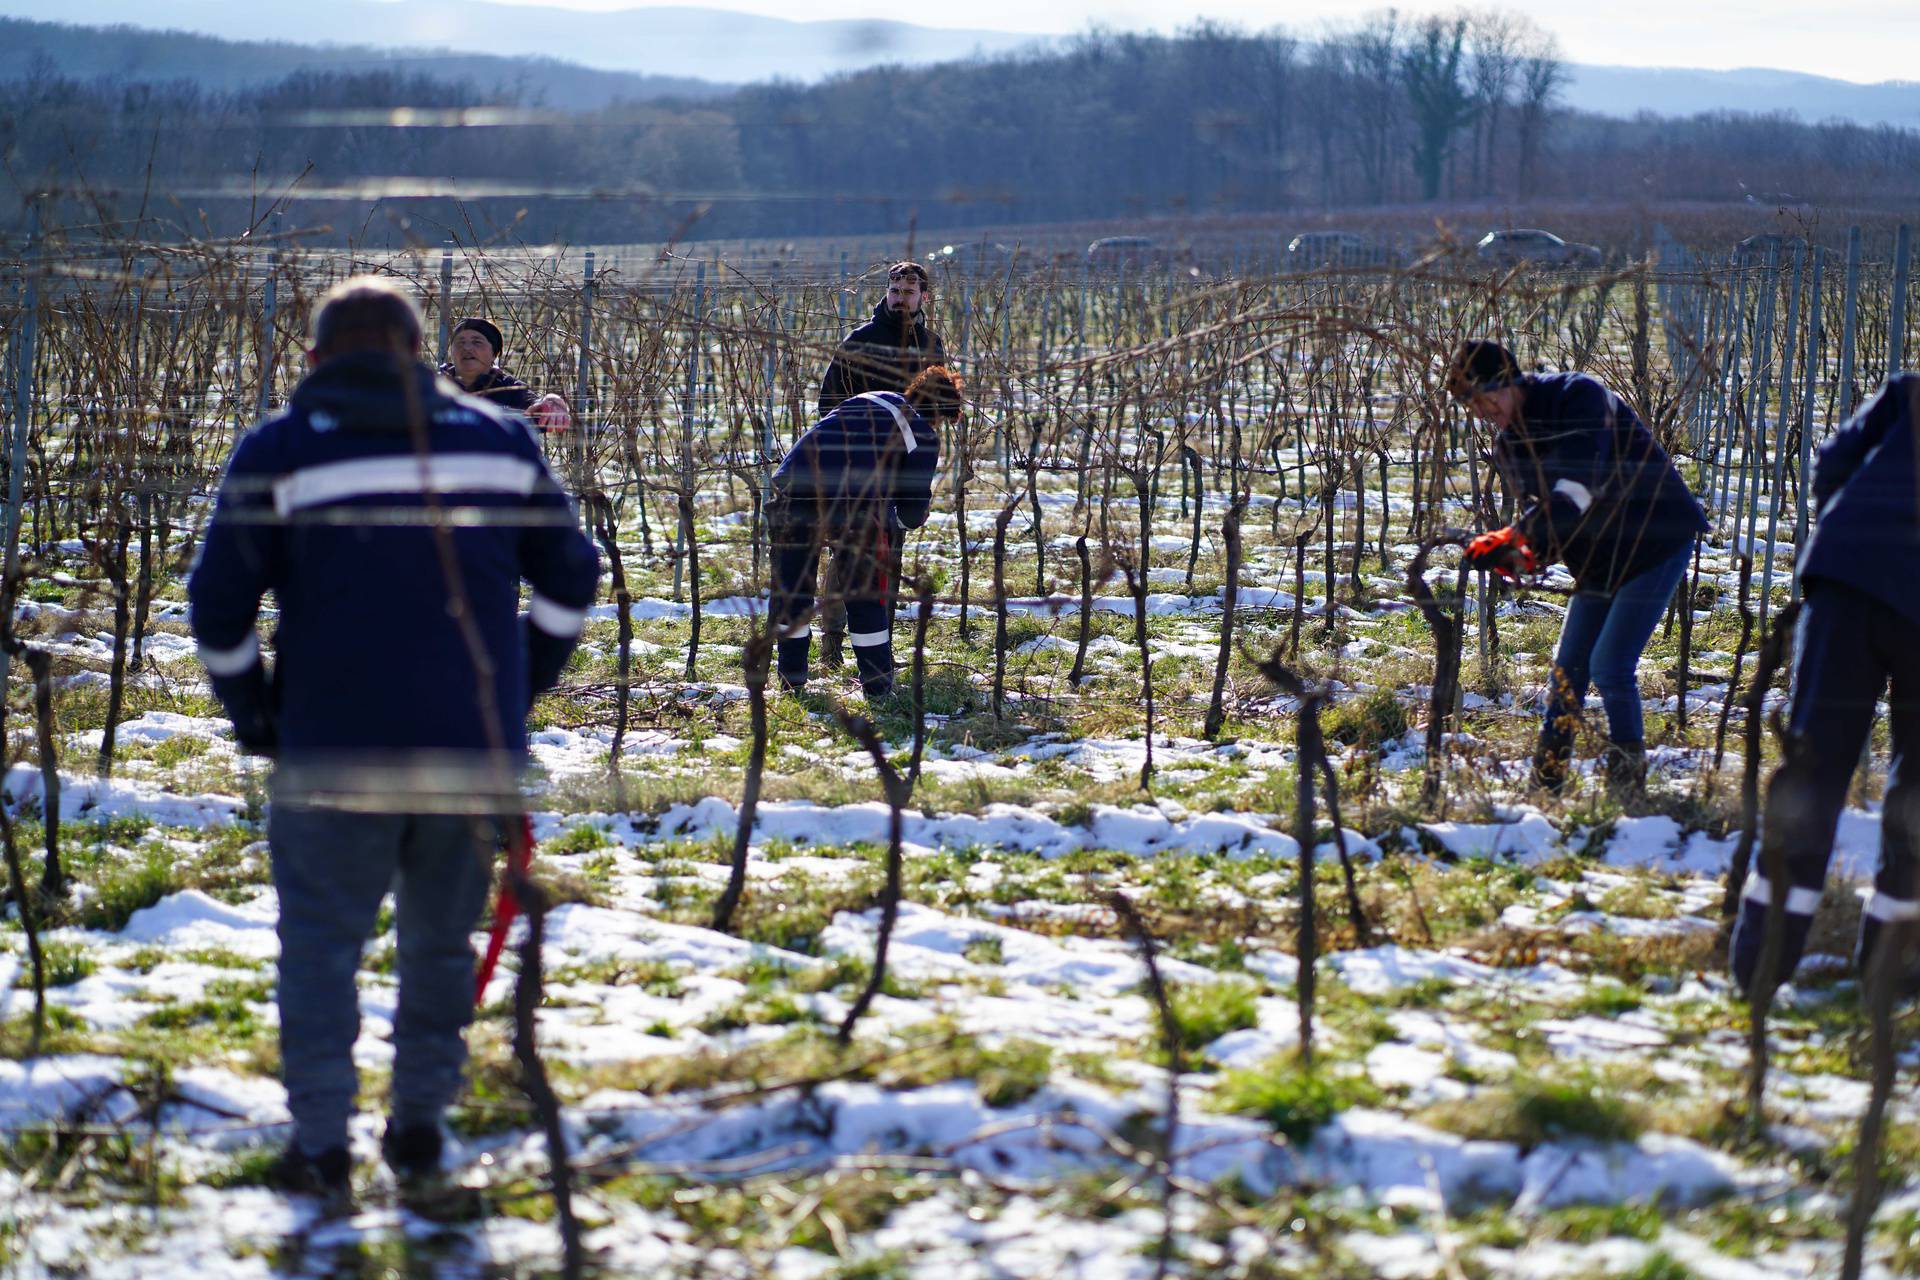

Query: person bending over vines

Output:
[1447, 339, 1708, 794]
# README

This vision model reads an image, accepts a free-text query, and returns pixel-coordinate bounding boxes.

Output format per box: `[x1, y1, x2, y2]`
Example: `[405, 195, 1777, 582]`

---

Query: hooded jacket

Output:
[1493, 372, 1709, 593]
[818, 301, 947, 417]
[1799, 374, 1920, 626]
[189, 353, 599, 806]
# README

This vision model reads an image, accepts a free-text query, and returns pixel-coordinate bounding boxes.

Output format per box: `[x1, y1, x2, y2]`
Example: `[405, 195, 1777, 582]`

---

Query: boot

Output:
[1603, 739, 1647, 799]
[1729, 889, 1814, 998]
[853, 638, 895, 700]
[266, 1143, 352, 1207]
[381, 1121, 446, 1186]
[1856, 904, 1920, 1000]
[1529, 743, 1571, 794]
[776, 636, 811, 693]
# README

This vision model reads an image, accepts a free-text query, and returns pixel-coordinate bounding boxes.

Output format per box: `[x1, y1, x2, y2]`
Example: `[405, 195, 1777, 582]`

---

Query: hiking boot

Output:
[1603, 740, 1647, 800]
[1856, 906, 1920, 1000]
[1729, 888, 1815, 998]
[382, 1121, 446, 1185]
[1529, 746, 1571, 795]
[266, 1144, 352, 1204]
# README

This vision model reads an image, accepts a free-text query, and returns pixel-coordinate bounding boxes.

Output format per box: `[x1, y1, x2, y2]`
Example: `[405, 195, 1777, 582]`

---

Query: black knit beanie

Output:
[452, 316, 504, 358]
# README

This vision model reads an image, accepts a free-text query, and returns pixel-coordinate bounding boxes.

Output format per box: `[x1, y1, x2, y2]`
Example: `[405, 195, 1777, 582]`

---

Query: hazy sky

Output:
[510, 0, 1919, 84]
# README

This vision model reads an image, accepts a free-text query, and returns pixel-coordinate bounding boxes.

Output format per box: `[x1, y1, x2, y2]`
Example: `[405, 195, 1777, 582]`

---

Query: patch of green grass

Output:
[973, 1038, 1053, 1107]
[1876, 1209, 1920, 1275]
[1569, 983, 1644, 1018]
[148, 734, 210, 769]
[1211, 1059, 1381, 1144]
[1168, 979, 1259, 1052]
[1597, 880, 1680, 921]
[12, 940, 94, 988]
[1324, 688, 1410, 752]
[0, 1006, 93, 1058]
[1376, 976, 1454, 1009]
[963, 935, 1005, 966]
[62, 847, 181, 932]
[1420, 1071, 1646, 1148]
[202, 1144, 285, 1189]
[547, 957, 685, 996]
[1701, 1197, 1840, 1257]
[1540, 1202, 1663, 1244]
[137, 992, 263, 1035]
[544, 822, 614, 855]
[1608, 1252, 1698, 1280]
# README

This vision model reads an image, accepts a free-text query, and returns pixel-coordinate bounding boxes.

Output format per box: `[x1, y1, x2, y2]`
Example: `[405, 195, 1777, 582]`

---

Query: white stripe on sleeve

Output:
[1552, 478, 1594, 512]
[528, 592, 587, 637]
[198, 631, 261, 677]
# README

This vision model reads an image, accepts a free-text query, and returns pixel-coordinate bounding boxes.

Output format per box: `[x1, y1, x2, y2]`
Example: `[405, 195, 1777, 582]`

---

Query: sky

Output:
[497, 0, 1919, 84]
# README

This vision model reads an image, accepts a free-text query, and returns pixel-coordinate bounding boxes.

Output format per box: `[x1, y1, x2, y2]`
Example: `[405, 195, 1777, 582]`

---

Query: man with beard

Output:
[819, 262, 947, 415]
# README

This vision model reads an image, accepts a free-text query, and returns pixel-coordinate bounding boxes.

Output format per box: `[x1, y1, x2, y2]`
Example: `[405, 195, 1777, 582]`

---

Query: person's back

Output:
[1798, 373, 1920, 622]
[773, 390, 939, 534]
[187, 278, 598, 1197]
[1497, 370, 1708, 594]
[770, 374, 957, 697]
[191, 348, 595, 804]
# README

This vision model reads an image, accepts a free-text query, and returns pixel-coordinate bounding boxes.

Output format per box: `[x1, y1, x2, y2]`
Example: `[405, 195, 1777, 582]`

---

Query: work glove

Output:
[1462, 526, 1539, 582]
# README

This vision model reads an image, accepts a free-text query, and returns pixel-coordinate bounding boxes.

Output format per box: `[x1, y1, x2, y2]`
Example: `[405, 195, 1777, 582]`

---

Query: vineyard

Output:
[1, 209, 1919, 1278]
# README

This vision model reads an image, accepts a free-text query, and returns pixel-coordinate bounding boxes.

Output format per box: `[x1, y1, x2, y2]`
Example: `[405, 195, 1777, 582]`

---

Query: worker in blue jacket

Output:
[1732, 373, 1920, 996]
[771, 367, 961, 697]
[1447, 340, 1710, 792]
[189, 278, 599, 1200]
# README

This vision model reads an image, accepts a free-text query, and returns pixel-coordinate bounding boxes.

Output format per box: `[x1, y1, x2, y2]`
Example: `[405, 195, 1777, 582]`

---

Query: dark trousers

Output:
[817, 515, 904, 646]
[771, 507, 894, 694]
[270, 800, 494, 1155]
[1539, 544, 1691, 762]
[1730, 580, 1920, 989]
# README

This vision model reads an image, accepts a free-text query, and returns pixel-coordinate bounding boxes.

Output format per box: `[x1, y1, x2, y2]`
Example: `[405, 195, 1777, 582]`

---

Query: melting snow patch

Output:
[1419, 809, 1564, 863]
[0, 1055, 139, 1133]
[1309, 1108, 1521, 1208]
[3, 764, 247, 829]
[1328, 945, 1496, 996]
[1516, 1135, 1739, 1210]
[117, 889, 279, 954]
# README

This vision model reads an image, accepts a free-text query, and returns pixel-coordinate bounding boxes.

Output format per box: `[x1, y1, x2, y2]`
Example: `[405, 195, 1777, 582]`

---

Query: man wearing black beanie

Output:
[442, 317, 572, 431]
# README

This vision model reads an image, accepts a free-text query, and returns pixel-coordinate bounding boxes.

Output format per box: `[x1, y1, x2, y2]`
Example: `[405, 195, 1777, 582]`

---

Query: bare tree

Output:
[1402, 14, 1476, 202]
[1347, 10, 1404, 205]
[1465, 10, 1523, 197]
[1514, 30, 1567, 200]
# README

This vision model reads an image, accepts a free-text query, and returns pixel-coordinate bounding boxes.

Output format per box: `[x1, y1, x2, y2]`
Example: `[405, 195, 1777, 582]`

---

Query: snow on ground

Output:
[0, 506, 1904, 1278]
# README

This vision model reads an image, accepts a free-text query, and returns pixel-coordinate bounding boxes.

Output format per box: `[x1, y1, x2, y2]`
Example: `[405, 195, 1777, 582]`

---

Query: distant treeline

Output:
[3, 14, 1918, 246]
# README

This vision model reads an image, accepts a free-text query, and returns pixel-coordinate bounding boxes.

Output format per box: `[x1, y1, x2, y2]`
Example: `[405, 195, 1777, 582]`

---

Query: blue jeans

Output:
[270, 801, 494, 1155]
[1540, 543, 1692, 757]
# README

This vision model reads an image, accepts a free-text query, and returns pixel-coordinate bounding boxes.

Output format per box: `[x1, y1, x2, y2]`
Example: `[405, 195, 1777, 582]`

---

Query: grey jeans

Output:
[269, 802, 495, 1155]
